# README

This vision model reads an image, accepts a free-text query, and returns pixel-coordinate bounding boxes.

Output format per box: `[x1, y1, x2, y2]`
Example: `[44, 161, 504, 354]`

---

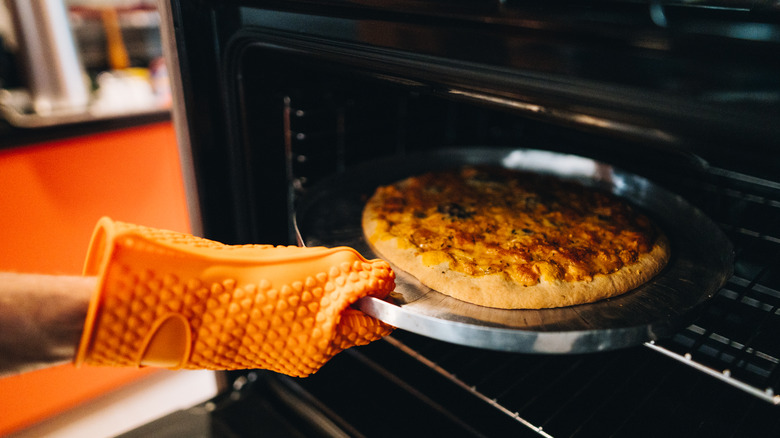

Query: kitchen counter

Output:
[0, 111, 171, 150]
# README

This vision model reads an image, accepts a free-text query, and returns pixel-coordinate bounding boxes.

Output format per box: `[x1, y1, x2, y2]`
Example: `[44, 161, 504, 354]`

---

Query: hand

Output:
[76, 218, 395, 377]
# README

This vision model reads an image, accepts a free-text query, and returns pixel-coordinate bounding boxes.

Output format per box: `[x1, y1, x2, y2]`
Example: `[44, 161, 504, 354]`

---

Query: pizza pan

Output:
[294, 148, 733, 354]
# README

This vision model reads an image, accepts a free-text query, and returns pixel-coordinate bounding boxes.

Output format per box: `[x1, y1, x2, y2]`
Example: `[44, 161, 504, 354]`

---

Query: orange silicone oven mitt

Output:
[75, 217, 395, 377]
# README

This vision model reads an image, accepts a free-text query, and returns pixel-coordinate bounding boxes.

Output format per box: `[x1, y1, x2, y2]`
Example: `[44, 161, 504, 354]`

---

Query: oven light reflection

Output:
[447, 89, 543, 113]
[502, 149, 599, 179]
[447, 89, 679, 145]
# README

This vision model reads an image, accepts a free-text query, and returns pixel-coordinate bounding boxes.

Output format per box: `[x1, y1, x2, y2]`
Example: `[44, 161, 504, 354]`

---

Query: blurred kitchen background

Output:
[0, 2, 217, 437]
[0, 0, 170, 130]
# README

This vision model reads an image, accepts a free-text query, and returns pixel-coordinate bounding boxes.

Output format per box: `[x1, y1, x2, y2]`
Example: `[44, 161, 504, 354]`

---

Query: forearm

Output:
[0, 273, 95, 377]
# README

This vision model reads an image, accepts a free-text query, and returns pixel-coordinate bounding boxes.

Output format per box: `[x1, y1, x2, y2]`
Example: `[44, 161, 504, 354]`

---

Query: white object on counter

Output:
[91, 70, 157, 115]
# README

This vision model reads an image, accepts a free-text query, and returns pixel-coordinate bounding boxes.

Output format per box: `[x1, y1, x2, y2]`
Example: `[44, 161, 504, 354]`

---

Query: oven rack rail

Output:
[645, 338, 779, 405]
[384, 335, 554, 438]
[647, 275, 780, 405]
[651, 165, 780, 405]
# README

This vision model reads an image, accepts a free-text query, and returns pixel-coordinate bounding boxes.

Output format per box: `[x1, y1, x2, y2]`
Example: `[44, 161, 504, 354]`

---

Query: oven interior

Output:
[194, 58, 780, 437]
[153, 2, 780, 436]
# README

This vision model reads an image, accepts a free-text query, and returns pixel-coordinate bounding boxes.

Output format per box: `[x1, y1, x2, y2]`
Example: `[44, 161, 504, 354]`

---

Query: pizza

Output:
[361, 165, 670, 309]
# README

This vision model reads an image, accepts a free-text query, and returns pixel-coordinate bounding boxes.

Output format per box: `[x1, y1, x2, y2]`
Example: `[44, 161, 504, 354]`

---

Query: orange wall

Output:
[0, 121, 192, 435]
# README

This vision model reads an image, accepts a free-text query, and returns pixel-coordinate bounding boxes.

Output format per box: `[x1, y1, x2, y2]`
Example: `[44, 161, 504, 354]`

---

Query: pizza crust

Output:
[362, 168, 671, 310]
[366, 216, 669, 308]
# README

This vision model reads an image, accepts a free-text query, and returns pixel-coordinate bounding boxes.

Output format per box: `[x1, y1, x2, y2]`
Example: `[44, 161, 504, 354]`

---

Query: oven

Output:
[149, 1, 780, 436]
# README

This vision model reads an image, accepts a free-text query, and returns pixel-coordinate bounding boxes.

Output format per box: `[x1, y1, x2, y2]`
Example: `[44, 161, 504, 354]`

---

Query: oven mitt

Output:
[74, 217, 395, 377]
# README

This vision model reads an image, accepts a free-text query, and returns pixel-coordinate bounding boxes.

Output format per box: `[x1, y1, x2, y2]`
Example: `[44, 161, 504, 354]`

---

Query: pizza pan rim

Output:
[294, 147, 734, 354]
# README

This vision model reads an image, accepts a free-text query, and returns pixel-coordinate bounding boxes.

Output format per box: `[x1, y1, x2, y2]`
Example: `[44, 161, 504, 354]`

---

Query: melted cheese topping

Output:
[370, 167, 659, 286]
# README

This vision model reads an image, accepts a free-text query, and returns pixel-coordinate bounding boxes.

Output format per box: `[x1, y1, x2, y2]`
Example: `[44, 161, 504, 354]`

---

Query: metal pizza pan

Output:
[294, 148, 733, 354]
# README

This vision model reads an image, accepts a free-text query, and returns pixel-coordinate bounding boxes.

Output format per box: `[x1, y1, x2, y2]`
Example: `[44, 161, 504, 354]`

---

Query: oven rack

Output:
[385, 328, 780, 438]
[646, 275, 780, 405]
[384, 335, 555, 438]
[645, 165, 780, 405]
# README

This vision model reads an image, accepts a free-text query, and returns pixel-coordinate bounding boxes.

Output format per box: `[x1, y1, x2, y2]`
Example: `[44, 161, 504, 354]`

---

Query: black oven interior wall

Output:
[235, 46, 725, 243]
[202, 48, 780, 437]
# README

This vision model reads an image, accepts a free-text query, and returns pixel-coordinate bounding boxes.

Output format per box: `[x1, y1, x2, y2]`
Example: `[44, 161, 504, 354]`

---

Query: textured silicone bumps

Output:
[75, 217, 395, 377]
